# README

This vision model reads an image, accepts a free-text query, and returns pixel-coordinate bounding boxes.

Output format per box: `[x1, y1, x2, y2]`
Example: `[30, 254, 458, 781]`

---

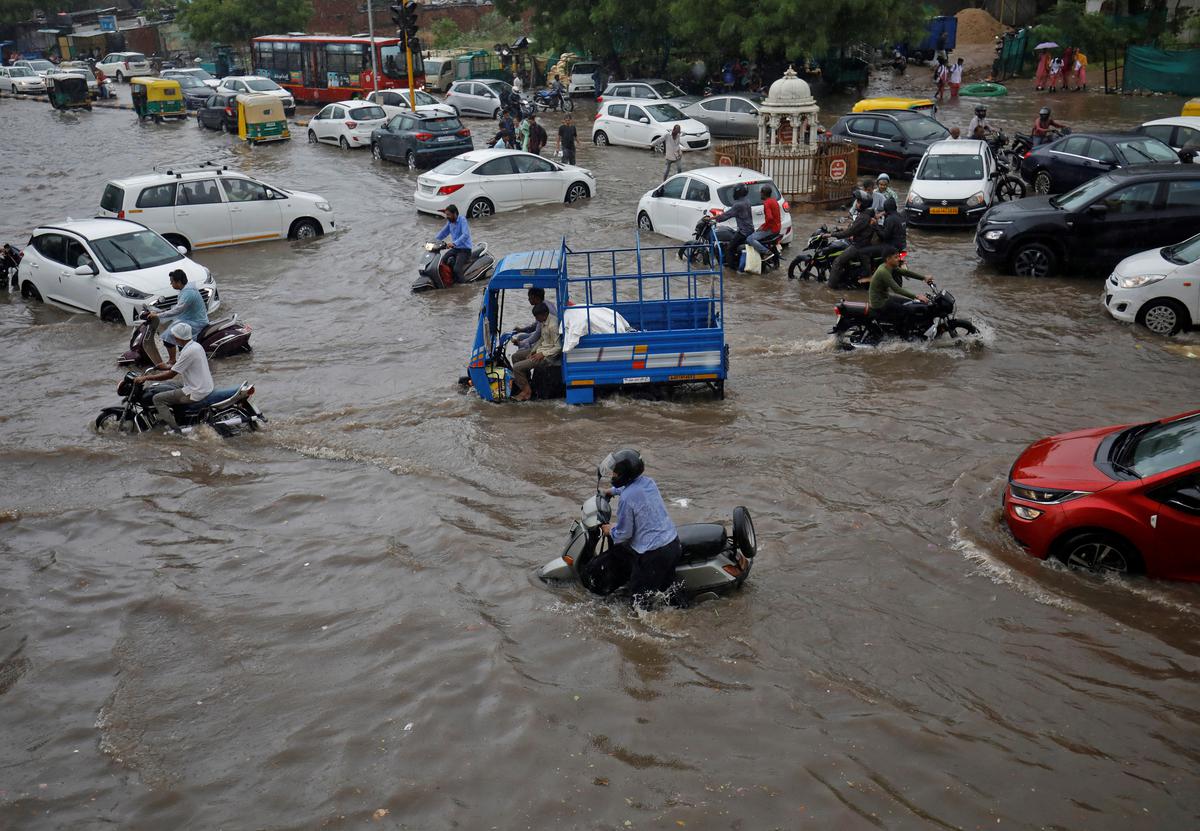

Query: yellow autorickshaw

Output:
[130, 76, 186, 122]
[237, 94, 290, 144]
[852, 97, 938, 116]
[1183, 98, 1200, 117]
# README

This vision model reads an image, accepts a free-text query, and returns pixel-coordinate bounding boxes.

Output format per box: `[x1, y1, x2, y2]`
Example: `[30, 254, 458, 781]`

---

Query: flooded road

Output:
[1, 75, 1199, 830]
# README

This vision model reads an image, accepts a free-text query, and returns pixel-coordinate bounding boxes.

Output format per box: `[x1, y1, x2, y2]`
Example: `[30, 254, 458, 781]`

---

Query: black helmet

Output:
[884, 196, 897, 214]
[853, 188, 872, 209]
[733, 184, 748, 200]
[1039, 106, 1051, 118]
[600, 449, 645, 488]
[975, 104, 987, 116]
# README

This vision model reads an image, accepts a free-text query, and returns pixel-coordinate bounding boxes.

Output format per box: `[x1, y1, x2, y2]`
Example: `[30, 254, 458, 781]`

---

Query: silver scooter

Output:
[412, 240, 495, 292]
[538, 469, 756, 599]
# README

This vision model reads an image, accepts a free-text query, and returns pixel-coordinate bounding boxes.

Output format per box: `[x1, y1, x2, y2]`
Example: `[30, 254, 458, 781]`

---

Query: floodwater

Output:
[1, 71, 1198, 830]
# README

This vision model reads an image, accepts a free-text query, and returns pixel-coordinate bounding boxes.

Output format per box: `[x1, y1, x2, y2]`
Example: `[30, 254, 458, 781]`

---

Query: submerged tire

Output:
[1057, 531, 1142, 575]
[1012, 242, 1056, 278]
[95, 407, 133, 434]
[787, 255, 812, 280]
[945, 318, 979, 338]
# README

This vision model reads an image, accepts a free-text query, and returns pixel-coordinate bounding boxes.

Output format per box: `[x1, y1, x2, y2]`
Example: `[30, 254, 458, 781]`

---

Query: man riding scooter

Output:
[826, 189, 877, 289]
[434, 204, 473, 282]
[1031, 107, 1069, 146]
[147, 269, 208, 364]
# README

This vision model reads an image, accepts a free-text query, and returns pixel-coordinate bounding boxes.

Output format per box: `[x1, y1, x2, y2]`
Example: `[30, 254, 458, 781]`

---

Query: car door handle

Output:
[177, 210, 190, 216]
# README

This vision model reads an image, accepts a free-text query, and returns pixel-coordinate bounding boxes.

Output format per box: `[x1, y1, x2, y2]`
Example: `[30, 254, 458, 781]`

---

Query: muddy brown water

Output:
[1, 74, 1199, 830]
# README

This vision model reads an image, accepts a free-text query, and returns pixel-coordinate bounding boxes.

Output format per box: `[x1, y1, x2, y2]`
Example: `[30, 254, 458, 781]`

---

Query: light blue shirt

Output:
[611, 475, 677, 554]
[435, 215, 473, 250]
[159, 283, 208, 335]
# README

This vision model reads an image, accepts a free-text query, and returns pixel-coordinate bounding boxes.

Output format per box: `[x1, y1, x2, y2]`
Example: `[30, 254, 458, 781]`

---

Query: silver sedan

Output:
[679, 94, 762, 138]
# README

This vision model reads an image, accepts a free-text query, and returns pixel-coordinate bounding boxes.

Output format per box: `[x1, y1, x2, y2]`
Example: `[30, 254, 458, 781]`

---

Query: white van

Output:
[98, 165, 335, 252]
[422, 56, 456, 92]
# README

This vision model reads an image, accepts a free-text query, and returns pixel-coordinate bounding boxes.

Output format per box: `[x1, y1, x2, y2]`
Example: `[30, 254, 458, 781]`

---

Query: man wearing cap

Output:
[874, 174, 898, 213]
[147, 269, 208, 364]
[434, 204, 473, 283]
[134, 322, 214, 433]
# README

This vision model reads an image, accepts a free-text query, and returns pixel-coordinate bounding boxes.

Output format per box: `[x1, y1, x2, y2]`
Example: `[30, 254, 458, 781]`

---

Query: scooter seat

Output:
[198, 315, 237, 339]
[470, 244, 486, 259]
[677, 523, 727, 560]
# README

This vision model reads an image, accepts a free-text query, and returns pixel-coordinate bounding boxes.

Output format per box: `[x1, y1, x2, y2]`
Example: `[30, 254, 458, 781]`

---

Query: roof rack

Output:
[151, 161, 230, 178]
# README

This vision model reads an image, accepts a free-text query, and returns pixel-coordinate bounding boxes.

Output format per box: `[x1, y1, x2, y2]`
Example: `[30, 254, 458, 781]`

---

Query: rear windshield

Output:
[717, 180, 781, 207]
[431, 158, 475, 175]
[90, 230, 183, 273]
[100, 184, 125, 213]
[917, 153, 985, 181]
[572, 63, 600, 74]
[423, 116, 463, 131]
[646, 103, 685, 122]
[650, 81, 684, 99]
[350, 106, 386, 121]
[125, 53, 146, 62]
[1115, 138, 1178, 163]
[246, 79, 281, 92]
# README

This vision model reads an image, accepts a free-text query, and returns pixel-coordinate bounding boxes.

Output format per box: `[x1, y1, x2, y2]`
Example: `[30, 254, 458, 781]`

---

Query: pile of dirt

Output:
[956, 8, 1008, 44]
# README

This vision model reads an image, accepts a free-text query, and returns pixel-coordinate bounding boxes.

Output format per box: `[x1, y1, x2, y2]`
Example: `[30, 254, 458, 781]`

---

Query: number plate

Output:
[437, 135, 455, 142]
[622, 376, 651, 384]
[929, 206, 959, 215]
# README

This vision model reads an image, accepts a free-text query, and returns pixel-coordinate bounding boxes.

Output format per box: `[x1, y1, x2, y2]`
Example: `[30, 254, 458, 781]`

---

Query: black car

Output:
[370, 111, 473, 168]
[1019, 132, 1180, 195]
[175, 74, 213, 110]
[829, 110, 951, 177]
[196, 92, 239, 132]
[975, 164, 1200, 277]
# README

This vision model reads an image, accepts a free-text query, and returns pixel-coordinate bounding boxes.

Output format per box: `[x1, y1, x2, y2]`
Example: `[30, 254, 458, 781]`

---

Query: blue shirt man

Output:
[435, 205, 473, 281]
[599, 451, 682, 607]
[154, 269, 209, 361]
[610, 475, 678, 554]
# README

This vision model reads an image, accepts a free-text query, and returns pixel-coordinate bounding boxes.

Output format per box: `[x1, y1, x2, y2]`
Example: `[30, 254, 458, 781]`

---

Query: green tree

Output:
[429, 17, 462, 48]
[178, 0, 314, 45]
[495, 0, 670, 73]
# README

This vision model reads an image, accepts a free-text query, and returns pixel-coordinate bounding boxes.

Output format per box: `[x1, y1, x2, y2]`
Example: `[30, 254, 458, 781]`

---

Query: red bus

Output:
[251, 34, 425, 104]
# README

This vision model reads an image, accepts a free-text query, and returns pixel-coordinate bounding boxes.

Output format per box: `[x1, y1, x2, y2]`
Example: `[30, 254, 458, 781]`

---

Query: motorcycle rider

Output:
[874, 173, 898, 213]
[1031, 107, 1069, 146]
[968, 104, 993, 140]
[434, 204, 473, 282]
[827, 189, 877, 289]
[599, 449, 682, 608]
[868, 247, 935, 325]
[133, 322, 214, 433]
[875, 197, 906, 253]
[711, 183, 755, 262]
[147, 269, 208, 364]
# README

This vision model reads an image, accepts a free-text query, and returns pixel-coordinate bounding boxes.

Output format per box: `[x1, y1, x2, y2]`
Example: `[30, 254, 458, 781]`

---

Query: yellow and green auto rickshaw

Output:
[130, 77, 186, 122]
[237, 94, 290, 144]
[47, 73, 91, 111]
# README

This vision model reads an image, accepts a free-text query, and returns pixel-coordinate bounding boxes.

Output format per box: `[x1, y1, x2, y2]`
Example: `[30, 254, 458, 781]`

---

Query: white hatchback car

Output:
[95, 52, 150, 83]
[16, 218, 219, 325]
[1104, 232, 1200, 336]
[98, 166, 335, 251]
[568, 61, 601, 95]
[364, 88, 455, 118]
[904, 139, 996, 227]
[215, 75, 295, 115]
[592, 101, 710, 152]
[635, 167, 793, 244]
[0, 66, 46, 94]
[307, 101, 388, 149]
[414, 149, 597, 218]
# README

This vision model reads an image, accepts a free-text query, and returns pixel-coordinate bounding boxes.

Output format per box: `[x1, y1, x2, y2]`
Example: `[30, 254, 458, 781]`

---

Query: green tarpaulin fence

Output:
[1123, 45, 1200, 97]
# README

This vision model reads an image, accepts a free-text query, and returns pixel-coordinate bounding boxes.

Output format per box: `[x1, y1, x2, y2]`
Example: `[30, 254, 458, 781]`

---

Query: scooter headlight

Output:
[115, 284, 151, 299]
[1117, 274, 1165, 289]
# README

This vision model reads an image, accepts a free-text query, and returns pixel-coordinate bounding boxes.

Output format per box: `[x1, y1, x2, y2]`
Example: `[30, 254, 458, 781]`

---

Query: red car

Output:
[1004, 409, 1200, 580]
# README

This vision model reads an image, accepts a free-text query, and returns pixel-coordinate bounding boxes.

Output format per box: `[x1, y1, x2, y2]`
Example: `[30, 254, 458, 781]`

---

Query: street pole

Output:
[404, 30, 416, 108]
[366, 0, 379, 93]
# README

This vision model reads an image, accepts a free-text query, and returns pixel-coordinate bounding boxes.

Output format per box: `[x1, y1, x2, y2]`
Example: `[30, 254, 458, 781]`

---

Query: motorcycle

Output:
[787, 226, 907, 287]
[413, 240, 495, 292]
[983, 131, 1028, 202]
[678, 216, 782, 273]
[533, 87, 572, 112]
[95, 371, 267, 436]
[829, 283, 979, 348]
[537, 470, 756, 601]
[1, 243, 22, 290]
[892, 49, 907, 74]
[119, 305, 252, 367]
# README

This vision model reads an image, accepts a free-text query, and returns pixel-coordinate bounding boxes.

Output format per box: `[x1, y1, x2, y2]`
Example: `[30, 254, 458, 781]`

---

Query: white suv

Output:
[216, 75, 295, 115]
[97, 165, 335, 252]
[16, 218, 219, 325]
[96, 52, 150, 83]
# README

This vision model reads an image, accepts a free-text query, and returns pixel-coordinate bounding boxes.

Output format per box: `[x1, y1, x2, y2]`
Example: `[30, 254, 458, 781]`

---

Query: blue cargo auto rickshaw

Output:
[465, 232, 728, 404]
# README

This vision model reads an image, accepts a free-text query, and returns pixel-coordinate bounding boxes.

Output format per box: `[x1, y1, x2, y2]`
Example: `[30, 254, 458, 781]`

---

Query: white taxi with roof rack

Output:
[634, 166, 793, 244]
[16, 218, 219, 325]
[97, 163, 335, 252]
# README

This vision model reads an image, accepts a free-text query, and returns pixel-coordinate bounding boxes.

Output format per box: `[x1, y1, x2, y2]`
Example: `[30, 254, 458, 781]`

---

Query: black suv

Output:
[196, 93, 239, 132]
[369, 111, 473, 168]
[975, 164, 1200, 277]
[829, 110, 950, 177]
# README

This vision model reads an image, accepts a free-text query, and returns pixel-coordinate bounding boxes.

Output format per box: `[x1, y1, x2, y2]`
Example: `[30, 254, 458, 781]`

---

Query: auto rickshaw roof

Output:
[130, 76, 182, 90]
[240, 94, 286, 119]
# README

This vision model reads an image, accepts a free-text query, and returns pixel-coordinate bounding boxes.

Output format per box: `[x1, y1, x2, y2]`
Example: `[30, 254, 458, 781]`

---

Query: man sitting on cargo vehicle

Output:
[511, 302, 561, 402]
[511, 287, 558, 365]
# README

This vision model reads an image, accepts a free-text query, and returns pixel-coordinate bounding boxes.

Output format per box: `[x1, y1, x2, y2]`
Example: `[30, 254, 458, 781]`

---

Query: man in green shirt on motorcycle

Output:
[868, 247, 936, 322]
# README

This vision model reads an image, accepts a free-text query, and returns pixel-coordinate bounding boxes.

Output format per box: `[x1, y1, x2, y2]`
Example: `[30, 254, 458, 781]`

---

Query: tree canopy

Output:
[178, 0, 314, 45]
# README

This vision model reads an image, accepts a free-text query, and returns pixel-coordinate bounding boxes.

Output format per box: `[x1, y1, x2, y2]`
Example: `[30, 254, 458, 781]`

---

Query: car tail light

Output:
[415, 132, 433, 141]
[225, 106, 234, 116]
[708, 208, 722, 216]
[597, 95, 603, 103]
[1023, 151, 1032, 158]
[594, 112, 602, 120]
[781, 200, 790, 211]
[457, 128, 470, 137]
[835, 306, 842, 316]
[117, 210, 125, 219]
[899, 251, 908, 261]
[346, 120, 358, 129]
[437, 184, 464, 195]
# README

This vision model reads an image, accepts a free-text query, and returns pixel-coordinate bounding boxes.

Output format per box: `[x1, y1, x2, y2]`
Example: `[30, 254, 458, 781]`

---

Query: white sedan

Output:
[1104, 232, 1200, 336]
[592, 101, 710, 151]
[365, 88, 455, 118]
[307, 102, 388, 150]
[0, 66, 46, 94]
[414, 149, 596, 218]
[635, 166, 793, 244]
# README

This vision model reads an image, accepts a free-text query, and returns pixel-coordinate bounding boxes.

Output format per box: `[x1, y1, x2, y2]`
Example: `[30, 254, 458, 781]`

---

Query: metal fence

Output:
[712, 140, 858, 207]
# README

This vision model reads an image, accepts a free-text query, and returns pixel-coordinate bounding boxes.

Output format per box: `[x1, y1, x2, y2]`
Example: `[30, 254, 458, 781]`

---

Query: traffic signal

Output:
[388, 1, 419, 39]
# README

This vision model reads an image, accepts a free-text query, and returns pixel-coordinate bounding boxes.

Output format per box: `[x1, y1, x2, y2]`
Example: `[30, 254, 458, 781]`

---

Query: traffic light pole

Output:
[404, 30, 416, 111]
[366, 0, 379, 93]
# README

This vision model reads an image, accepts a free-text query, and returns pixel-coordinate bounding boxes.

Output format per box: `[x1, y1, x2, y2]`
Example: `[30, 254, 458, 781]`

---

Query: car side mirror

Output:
[1087, 203, 1108, 218]
[639, 117, 649, 124]
[176, 245, 188, 254]
[890, 135, 905, 144]
[74, 263, 97, 276]
[1179, 149, 1196, 163]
